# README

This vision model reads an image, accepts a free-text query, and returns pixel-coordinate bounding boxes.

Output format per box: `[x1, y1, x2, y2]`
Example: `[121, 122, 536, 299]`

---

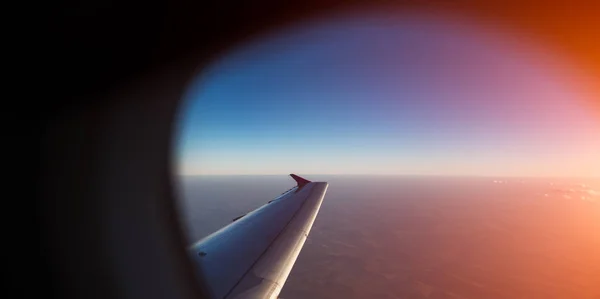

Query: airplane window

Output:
[173, 8, 600, 299]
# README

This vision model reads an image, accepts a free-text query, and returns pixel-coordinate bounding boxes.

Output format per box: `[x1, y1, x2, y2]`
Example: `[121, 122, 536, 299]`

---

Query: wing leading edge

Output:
[189, 174, 329, 299]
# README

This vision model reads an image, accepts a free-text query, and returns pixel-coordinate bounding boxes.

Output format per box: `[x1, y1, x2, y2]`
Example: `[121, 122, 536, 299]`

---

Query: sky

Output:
[174, 11, 600, 177]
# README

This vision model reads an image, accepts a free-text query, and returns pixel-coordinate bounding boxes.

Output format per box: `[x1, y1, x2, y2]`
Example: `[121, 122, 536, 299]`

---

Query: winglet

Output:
[290, 174, 311, 188]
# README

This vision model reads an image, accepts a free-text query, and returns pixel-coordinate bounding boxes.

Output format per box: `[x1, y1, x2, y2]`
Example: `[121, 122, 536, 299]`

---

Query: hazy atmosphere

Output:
[175, 11, 600, 177]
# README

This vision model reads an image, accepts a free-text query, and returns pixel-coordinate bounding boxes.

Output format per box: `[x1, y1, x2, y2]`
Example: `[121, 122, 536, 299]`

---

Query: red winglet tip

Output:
[290, 174, 311, 188]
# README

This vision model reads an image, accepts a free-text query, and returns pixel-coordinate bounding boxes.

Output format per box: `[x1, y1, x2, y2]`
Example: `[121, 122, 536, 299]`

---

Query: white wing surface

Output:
[189, 174, 329, 299]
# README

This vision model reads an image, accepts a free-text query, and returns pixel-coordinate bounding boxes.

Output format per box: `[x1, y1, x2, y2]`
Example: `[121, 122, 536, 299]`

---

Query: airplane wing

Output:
[188, 174, 329, 299]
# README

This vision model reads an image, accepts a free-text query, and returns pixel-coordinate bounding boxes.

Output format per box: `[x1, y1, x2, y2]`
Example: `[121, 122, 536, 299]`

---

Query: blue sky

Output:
[175, 11, 600, 176]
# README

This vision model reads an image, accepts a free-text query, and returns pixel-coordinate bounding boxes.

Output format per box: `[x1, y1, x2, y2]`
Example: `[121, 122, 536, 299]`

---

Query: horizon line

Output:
[176, 173, 600, 179]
